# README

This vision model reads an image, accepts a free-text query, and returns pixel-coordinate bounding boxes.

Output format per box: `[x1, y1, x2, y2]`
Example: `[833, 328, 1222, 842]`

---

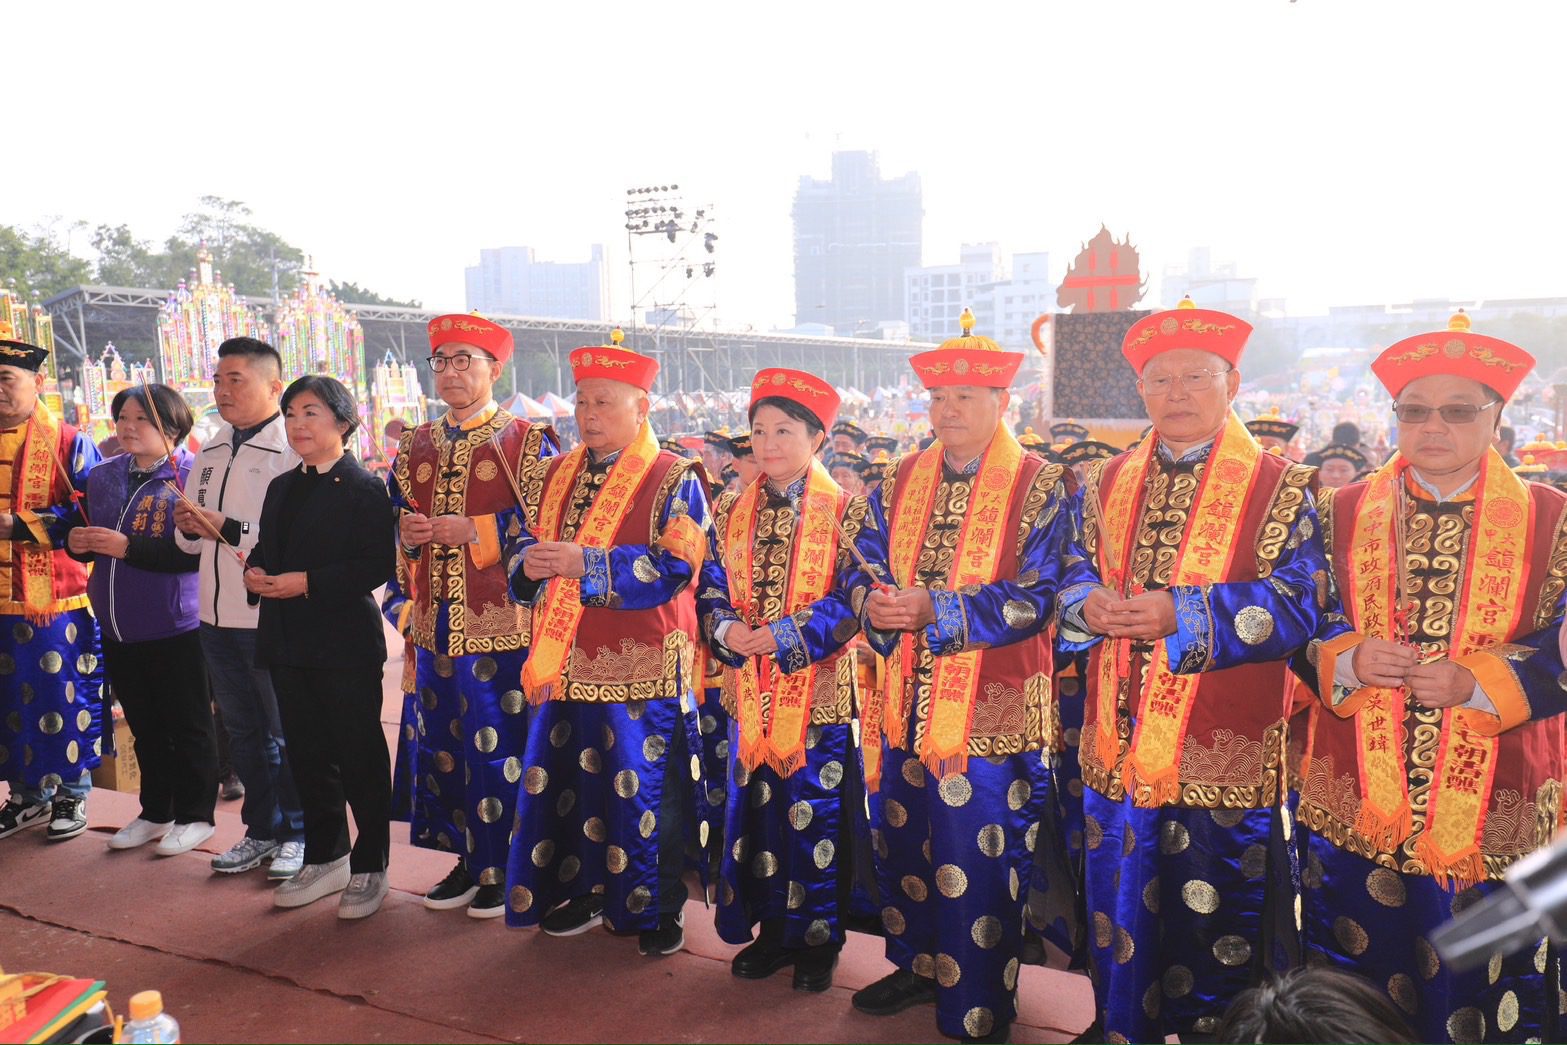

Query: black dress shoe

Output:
[791, 944, 840, 992]
[851, 968, 938, 1016]
[732, 934, 794, 979]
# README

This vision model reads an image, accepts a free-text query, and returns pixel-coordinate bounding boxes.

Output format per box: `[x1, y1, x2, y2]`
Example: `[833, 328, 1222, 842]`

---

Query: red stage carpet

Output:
[0, 628, 1096, 1044]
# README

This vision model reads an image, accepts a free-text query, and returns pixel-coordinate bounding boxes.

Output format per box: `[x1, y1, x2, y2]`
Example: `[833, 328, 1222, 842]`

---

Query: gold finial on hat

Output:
[959, 307, 976, 334]
[611, 327, 625, 345]
[1449, 309, 1472, 332]
[1177, 296, 1197, 310]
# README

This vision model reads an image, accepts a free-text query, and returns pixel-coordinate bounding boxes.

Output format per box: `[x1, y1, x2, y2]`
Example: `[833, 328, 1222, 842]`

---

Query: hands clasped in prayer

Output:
[1081, 587, 1177, 640]
[864, 586, 934, 632]
[1349, 636, 1475, 709]
[242, 569, 308, 600]
[721, 621, 780, 656]
[399, 510, 478, 548]
[522, 541, 586, 580]
[65, 525, 129, 559]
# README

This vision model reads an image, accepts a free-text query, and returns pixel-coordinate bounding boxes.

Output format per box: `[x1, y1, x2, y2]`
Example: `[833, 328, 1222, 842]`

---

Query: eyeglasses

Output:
[1391, 401, 1498, 425]
[427, 353, 478, 373]
[1139, 368, 1232, 396]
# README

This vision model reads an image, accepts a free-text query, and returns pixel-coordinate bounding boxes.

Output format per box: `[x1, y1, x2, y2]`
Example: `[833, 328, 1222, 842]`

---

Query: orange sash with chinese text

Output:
[1094, 412, 1262, 805]
[1343, 450, 1529, 886]
[877, 427, 1025, 786]
[724, 459, 842, 776]
[521, 421, 660, 703]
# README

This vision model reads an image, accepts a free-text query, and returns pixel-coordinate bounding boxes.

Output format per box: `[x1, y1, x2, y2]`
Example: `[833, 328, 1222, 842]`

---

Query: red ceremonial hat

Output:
[1121, 297, 1252, 375]
[749, 368, 841, 431]
[428, 313, 513, 364]
[1371, 309, 1534, 402]
[908, 308, 1024, 389]
[569, 328, 660, 392]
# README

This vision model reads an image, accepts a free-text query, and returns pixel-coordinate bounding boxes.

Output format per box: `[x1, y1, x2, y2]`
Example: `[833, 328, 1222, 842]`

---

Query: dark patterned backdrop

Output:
[1053, 310, 1148, 420]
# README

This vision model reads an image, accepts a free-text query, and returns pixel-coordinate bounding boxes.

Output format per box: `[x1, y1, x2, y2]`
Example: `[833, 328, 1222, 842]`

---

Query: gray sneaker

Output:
[273, 855, 350, 909]
[338, 870, 390, 920]
[211, 836, 280, 874]
[267, 840, 305, 880]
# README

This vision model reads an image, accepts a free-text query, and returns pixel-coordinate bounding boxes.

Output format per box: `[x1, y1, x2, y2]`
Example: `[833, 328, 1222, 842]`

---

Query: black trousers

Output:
[103, 630, 218, 825]
[271, 663, 391, 873]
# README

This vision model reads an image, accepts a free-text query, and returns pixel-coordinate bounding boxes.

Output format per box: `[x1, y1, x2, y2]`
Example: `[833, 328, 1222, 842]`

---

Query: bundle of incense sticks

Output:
[164, 480, 248, 567]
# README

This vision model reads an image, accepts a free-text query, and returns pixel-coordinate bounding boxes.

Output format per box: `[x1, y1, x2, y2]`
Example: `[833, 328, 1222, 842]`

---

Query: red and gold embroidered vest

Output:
[1080, 448, 1316, 809]
[537, 450, 700, 702]
[1301, 479, 1567, 879]
[880, 451, 1060, 756]
[399, 410, 547, 656]
[0, 413, 90, 620]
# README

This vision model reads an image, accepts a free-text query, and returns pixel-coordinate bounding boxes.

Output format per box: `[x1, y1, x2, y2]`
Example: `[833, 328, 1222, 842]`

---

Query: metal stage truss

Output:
[42, 285, 934, 396]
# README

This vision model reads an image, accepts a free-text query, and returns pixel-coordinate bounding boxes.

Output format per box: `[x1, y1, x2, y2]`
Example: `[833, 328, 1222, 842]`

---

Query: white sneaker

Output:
[154, 821, 215, 856]
[267, 840, 306, 880]
[211, 835, 280, 874]
[338, 871, 390, 920]
[107, 818, 171, 850]
[273, 856, 351, 909]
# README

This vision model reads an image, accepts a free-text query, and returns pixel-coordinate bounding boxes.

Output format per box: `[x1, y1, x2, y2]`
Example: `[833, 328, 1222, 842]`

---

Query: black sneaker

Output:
[851, 968, 938, 1016]
[219, 772, 245, 802]
[0, 797, 50, 839]
[423, 860, 478, 910]
[467, 884, 506, 920]
[45, 795, 88, 842]
[541, 893, 604, 936]
[638, 911, 684, 956]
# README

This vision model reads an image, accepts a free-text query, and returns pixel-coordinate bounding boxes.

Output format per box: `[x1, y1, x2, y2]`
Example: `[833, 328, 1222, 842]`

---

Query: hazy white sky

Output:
[9, 1, 1564, 329]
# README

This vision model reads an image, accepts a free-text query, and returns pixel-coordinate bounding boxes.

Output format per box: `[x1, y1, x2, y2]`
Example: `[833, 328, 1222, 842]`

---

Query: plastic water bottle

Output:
[124, 990, 180, 1044]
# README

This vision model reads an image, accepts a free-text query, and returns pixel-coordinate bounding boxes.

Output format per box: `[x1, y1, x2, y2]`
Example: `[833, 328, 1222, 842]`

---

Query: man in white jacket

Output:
[174, 338, 304, 879]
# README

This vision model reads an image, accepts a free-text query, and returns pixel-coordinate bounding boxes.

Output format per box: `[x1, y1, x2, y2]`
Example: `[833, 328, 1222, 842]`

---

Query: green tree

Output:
[0, 224, 92, 302]
[161, 196, 305, 299]
[327, 280, 422, 308]
[91, 223, 180, 288]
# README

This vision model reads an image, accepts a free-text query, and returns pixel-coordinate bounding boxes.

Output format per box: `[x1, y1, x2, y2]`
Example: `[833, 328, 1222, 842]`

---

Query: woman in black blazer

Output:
[245, 375, 396, 919]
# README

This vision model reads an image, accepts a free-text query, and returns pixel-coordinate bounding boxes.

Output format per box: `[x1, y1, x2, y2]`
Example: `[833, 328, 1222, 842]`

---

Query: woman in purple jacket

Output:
[68, 384, 218, 856]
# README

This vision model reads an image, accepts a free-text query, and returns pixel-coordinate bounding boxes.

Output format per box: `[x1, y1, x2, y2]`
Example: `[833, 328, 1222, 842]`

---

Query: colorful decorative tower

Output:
[80, 342, 157, 441]
[370, 348, 427, 443]
[271, 259, 365, 390]
[1, 285, 65, 415]
[155, 244, 269, 388]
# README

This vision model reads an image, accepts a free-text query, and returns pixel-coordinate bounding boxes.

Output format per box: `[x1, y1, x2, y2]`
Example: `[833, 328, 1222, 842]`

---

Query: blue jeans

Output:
[13, 770, 91, 804]
[200, 625, 303, 842]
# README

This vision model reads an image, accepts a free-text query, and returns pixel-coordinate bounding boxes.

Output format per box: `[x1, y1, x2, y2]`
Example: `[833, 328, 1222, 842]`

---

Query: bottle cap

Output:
[129, 990, 164, 1021]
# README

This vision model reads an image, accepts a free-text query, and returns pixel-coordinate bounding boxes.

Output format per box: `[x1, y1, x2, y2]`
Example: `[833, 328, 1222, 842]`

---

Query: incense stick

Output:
[165, 480, 248, 567]
[488, 432, 529, 510]
[44, 436, 90, 526]
[829, 510, 897, 591]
